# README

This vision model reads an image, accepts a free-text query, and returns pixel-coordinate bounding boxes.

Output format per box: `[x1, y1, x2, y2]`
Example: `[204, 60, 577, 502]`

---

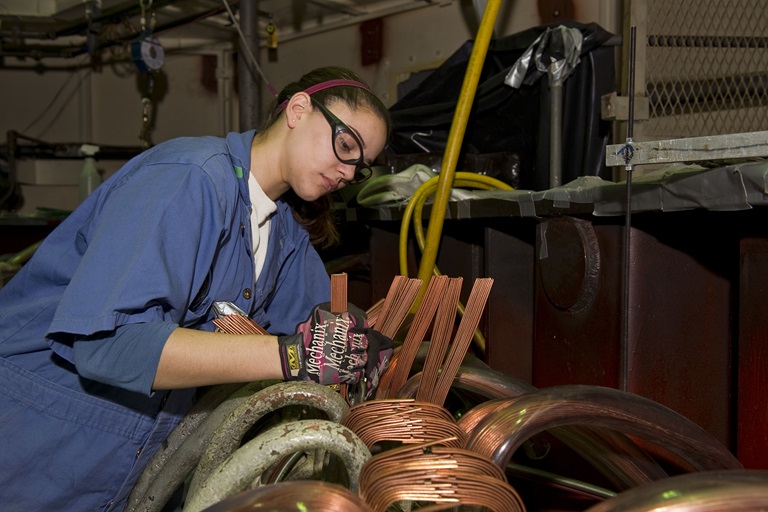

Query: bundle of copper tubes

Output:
[201, 272, 751, 512]
[209, 273, 510, 511]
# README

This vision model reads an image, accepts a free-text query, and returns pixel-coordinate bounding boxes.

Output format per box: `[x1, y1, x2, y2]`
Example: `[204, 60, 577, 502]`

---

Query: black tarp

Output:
[383, 21, 616, 191]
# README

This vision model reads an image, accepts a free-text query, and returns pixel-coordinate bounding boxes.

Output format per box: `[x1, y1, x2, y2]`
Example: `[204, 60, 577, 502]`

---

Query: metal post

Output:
[549, 72, 563, 189]
[237, 0, 261, 131]
[620, 26, 638, 393]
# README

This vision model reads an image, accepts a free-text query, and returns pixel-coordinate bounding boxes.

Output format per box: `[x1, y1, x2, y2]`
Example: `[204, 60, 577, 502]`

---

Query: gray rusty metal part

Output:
[125, 381, 278, 512]
[183, 419, 371, 512]
[187, 381, 349, 499]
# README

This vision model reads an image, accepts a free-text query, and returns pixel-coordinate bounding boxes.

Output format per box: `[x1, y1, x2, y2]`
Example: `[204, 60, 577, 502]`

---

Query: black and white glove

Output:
[278, 302, 393, 397]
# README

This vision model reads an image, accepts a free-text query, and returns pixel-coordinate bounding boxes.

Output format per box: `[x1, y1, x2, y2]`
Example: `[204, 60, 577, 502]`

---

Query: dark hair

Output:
[262, 66, 391, 248]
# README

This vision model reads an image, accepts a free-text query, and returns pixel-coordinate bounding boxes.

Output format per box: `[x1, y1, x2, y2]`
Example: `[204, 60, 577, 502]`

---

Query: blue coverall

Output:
[0, 130, 330, 510]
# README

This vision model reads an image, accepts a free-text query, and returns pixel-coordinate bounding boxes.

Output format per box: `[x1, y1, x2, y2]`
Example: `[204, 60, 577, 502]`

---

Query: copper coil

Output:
[464, 385, 741, 475]
[583, 470, 768, 512]
[459, 399, 673, 493]
[199, 480, 373, 512]
[358, 439, 526, 512]
[456, 397, 512, 436]
[341, 399, 465, 449]
[342, 399, 456, 429]
[400, 367, 669, 490]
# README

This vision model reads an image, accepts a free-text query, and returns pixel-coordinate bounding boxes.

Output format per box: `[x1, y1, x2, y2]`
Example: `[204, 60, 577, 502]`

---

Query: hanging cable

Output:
[22, 55, 92, 136]
[220, 0, 277, 96]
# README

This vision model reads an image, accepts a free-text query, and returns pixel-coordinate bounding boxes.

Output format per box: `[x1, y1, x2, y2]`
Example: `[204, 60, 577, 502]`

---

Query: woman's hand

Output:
[278, 302, 393, 394]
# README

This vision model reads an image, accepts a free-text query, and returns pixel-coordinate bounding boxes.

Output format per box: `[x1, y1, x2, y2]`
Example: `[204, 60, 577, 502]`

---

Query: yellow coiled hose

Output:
[399, 173, 513, 353]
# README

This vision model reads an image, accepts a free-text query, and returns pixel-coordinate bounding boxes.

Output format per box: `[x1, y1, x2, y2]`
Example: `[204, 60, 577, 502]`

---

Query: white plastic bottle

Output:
[79, 143, 101, 203]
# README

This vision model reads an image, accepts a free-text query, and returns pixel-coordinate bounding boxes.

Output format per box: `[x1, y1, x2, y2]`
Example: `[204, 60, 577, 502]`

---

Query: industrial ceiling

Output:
[0, 0, 434, 61]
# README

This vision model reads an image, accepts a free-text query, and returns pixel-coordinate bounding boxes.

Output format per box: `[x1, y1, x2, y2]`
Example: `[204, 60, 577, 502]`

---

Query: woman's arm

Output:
[152, 327, 283, 390]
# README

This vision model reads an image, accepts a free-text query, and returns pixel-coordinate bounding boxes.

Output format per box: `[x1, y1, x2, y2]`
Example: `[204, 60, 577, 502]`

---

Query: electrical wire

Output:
[220, 0, 277, 96]
[399, 172, 513, 278]
[22, 55, 92, 136]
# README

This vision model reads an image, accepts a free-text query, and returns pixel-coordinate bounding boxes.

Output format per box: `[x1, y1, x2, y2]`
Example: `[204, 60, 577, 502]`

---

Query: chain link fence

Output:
[644, 0, 768, 138]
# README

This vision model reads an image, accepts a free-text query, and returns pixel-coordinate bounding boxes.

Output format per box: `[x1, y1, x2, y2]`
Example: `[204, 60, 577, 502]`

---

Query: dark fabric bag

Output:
[384, 21, 616, 191]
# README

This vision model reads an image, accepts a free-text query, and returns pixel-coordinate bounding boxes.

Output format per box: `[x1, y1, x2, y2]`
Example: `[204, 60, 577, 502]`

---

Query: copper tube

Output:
[582, 470, 768, 512]
[212, 314, 269, 335]
[397, 365, 537, 401]
[415, 277, 463, 402]
[429, 277, 493, 405]
[374, 275, 423, 339]
[332, 272, 351, 401]
[330, 272, 347, 313]
[401, 368, 667, 490]
[465, 385, 742, 474]
[458, 396, 667, 491]
[364, 298, 384, 328]
[372, 347, 400, 399]
[200, 480, 374, 512]
[377, 275, 448, 399]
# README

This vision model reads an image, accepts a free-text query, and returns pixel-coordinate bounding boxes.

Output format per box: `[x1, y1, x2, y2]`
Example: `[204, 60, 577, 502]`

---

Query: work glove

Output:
[278, 302, 393, 398]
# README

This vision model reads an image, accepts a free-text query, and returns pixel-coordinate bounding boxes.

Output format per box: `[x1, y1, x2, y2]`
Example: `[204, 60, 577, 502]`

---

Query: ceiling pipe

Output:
[53, 0, 182, 38]
[0, 3, 234, 62]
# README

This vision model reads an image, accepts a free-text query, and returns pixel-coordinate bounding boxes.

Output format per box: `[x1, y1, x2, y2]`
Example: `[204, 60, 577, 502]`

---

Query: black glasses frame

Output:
[311, 98, 372, 184]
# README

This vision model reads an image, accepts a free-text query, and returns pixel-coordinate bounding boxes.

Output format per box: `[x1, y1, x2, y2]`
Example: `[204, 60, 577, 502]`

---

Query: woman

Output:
[0, 66, 392, 510]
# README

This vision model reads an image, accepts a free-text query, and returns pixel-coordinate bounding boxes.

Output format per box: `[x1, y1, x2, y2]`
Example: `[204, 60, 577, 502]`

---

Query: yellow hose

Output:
[399, 173, 513, 277]
[399, 173, 513, 353]
[414, 0, 502, 306]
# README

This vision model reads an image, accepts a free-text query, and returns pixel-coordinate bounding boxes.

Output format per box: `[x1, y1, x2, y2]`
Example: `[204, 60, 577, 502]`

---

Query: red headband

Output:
[274, 79, 372, 115]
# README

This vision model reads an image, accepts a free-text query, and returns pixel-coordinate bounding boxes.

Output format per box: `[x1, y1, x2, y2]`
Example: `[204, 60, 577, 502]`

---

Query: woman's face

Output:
[288, 99, 387, 202]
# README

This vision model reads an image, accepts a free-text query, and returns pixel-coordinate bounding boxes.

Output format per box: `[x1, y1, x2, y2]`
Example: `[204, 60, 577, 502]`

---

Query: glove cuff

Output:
[277, 334, 305, 381]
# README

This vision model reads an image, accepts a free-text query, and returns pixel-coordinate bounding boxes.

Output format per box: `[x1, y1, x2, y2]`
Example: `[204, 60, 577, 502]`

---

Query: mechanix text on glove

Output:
[278, 303, 369, 386]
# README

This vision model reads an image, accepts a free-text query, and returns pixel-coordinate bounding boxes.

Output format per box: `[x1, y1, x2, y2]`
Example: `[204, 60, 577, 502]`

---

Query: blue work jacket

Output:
[0, 131, 330, 510]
